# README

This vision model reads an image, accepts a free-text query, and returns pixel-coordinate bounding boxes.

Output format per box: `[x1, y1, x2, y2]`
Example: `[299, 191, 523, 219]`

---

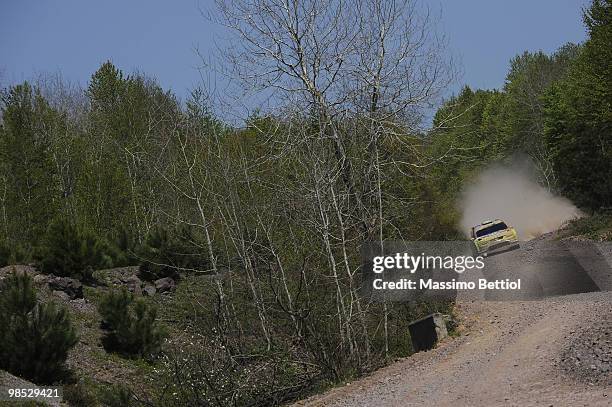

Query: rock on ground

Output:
[48, 275, 83, 299]
[154, 277, 176, 293]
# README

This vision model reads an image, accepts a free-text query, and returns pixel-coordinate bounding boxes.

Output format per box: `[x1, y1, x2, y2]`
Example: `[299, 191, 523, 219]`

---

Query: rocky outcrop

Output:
[48, 276, 83, 300]
[118, 274, 161, 296]
[124, 275, 143, 296]
[143, 284, 157, 296]
[33, 273, 52, 284]
[52, 290, 71, 301]
[0, 265, 38, 284]
[154, 277, 176, 293]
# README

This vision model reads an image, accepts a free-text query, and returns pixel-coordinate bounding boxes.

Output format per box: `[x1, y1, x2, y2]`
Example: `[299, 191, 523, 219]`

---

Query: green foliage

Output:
[98, 384, 137, 407]
[427, 87, 508, 230]
[0, 270, 78, 384]
[156, 346, 313, 406]
[137, 226, 208, 281]
[562, 212, 612, 240]
[62, 381, 99, 407]
[503, 45, 580, 153]
[427, 40, 585, 229]
[38, 219, 113, 281]
[0, 82, 60, 246]
[62, 380, 136, 407]
[0, 241, 9, 267]
[103, 226, 139, 268]
[0, 240, 33, 267]
[79, 61, 180, 238]
[98, 288, 165, 359]
[544, 0, 612, 210]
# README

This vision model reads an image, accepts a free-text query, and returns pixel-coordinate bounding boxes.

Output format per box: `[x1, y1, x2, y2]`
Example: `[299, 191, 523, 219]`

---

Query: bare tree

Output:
[211, 0, 454, 357]
[215, 0, 451, 114]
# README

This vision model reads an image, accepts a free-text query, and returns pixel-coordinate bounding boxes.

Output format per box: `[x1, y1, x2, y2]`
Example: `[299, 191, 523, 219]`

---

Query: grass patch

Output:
[560, 212, 612, 241]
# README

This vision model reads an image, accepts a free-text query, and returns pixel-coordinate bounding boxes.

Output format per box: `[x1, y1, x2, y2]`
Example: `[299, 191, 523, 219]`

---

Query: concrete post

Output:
[408, 312, 448, 352]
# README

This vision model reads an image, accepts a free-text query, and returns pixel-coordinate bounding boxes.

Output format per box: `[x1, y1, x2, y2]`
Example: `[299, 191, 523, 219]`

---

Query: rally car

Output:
[470, 219, 519, 256]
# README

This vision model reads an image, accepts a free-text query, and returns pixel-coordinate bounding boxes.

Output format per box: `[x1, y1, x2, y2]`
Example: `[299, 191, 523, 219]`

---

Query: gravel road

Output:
[296, 237, 612, 406]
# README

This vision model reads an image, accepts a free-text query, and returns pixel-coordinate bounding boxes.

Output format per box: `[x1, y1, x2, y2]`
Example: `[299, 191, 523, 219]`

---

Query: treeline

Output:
[0, 0, 609, 405]
[0, 61, 451, 403]
[429, 0, 611, 212]
[0, 30, 454, 407]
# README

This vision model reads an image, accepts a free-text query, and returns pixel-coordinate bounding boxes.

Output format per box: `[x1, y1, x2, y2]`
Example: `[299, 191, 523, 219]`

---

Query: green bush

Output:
[98, 288, 165, 359]
[0, 241, 10, 267]
[99, 384, 137, 407]
[0, 269, 78, 384]
[137, 226, 207, 281]
[0, 241, 32, 267]
[63, 381, 136, 407]
[107, 227, 139, 267]
[38, 219, 113, 281]
[62, 381, 99, 407]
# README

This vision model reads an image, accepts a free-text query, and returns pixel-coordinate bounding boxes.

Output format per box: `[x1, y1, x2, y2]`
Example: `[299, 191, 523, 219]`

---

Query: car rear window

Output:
[475, 222, 508, 237]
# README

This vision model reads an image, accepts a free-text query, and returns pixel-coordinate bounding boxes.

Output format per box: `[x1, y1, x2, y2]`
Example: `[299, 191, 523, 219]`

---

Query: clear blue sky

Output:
[0, 0, 590, 104]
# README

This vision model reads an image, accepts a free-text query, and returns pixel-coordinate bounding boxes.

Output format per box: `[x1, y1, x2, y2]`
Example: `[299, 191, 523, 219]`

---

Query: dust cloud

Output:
[459, 161, 581, 240]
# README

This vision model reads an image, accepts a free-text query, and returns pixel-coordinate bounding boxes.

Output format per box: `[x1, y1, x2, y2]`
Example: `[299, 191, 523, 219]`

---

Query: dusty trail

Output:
[296, 237, 612, 407]
[296, 295, 611, 406]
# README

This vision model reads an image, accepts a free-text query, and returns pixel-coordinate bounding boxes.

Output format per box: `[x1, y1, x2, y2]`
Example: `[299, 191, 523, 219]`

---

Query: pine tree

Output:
[0, 270, 78, 384]
[98, 288, 165, 359]
[38, 218, 112, 281]
[137, 225, 207, 280]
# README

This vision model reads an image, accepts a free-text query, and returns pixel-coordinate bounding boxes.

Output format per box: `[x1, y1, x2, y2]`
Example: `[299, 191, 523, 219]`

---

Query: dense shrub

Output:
[0, 241, 32, 267]
[137, 226, 207, 281]
[63, 381, 136, 407]
[155, 343, 315, 407]
[98, 288, 165, 359]
[99, 384, 137, 407]
[0, 241, 10, 267]
[0, 270, 78, 384]
[38, 219, 113, 281]
[108, 227, 139, 267]
[62, 381, 99, 407]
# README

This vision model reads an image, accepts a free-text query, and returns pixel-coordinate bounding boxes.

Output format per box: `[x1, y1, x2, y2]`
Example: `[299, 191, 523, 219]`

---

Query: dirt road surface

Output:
[296, 238, 612, 406]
